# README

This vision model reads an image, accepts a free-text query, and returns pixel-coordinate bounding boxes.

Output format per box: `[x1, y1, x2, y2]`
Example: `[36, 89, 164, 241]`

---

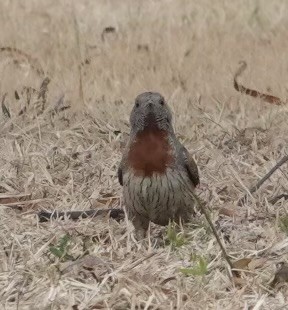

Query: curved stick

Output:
[0, 47, 45, 78]
[234, 61, 283, 105]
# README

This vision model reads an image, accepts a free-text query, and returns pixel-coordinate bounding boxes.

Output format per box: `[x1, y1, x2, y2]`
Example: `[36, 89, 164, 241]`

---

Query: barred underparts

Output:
[123, 168, 196, 227]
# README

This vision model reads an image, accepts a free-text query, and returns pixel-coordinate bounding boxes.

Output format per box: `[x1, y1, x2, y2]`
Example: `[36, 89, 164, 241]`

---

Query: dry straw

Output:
[0, 1, 288, 309]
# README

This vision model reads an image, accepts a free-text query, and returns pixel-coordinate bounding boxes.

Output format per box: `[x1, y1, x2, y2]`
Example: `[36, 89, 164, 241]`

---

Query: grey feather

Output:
[179, 146, 200, 187]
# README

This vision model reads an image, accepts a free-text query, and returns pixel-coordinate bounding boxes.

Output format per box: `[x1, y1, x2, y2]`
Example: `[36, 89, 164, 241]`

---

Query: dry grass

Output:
[0, 0, 288, 309]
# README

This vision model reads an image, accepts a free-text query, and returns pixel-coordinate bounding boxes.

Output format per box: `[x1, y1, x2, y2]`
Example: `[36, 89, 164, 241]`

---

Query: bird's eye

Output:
[135, 102, 140, 108]
[159, 99, 165, 106]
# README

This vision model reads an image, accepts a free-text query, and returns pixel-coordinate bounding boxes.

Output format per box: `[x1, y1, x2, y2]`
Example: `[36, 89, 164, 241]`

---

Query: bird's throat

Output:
[128, 126, 174, 177]
[144, 112, 159, 130]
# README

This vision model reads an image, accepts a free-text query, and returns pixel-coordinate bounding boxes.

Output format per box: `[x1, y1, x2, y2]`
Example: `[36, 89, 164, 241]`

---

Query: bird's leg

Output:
[132, 215, 149, 240]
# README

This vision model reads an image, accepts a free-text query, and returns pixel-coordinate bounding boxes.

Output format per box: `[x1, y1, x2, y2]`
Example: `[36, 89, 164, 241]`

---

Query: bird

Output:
[118, 92, 199, 238]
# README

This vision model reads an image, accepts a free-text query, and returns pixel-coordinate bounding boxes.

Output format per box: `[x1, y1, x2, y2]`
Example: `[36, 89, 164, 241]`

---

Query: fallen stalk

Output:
[37, 208, 124, 223]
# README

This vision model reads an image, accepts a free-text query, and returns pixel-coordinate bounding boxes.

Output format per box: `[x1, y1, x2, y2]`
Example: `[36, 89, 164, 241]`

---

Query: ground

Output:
[0, 0, 288, 309]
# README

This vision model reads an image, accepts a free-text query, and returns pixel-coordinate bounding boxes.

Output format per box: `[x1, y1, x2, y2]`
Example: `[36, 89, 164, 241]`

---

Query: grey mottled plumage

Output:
[118, 92, 199, 237]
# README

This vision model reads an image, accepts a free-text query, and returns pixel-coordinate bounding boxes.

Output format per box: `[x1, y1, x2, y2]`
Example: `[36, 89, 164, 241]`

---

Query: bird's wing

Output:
[180, 146, 200, 187]
[117, 135, 130, 187]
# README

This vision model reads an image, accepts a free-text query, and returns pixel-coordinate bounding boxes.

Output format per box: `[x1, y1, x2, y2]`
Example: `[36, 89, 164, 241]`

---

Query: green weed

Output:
[179, 254, 208, 276]
[49, 234, 74, 261]
[165, 222, 187, 249]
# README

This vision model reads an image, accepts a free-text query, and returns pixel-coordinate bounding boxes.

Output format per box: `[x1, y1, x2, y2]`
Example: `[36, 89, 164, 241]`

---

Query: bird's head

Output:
[129, 92, 173, 133]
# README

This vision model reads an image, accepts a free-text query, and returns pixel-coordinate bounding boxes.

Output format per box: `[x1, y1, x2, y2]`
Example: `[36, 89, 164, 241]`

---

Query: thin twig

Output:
[1, 93, 11, 118]
[0, 198, 49, 207]
[238, 155, 288, 206]
[72, 3, 85, 107]
[192, 192, 234, 271]
[269, 194, 288, 205]
[123, 252, 158, 272]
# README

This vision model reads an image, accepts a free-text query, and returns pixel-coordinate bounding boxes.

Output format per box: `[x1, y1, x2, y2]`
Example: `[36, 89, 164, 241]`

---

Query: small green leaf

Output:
[180, 256, 208, 276]
[198, 257, 208, 274]
[165, 222, 187, 249]
[279, 216, 288, 235]
[49, 246, 63, 258]
[180, 267, 201, 276]
[59, 234, 70, 252]
[49, 234, 73, 261]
